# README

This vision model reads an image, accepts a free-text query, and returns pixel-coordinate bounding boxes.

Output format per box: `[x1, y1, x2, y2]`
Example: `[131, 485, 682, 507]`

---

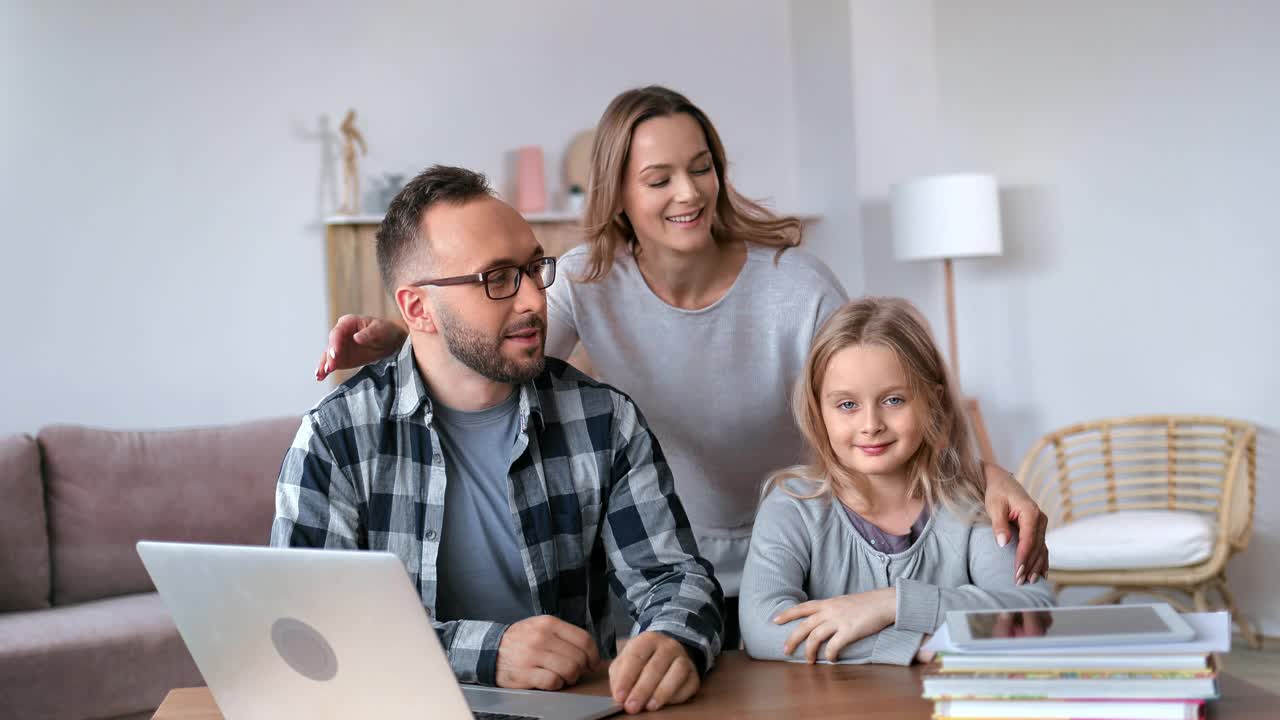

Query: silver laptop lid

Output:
[138, 542, 620, 720]
[138, 541, 473, 720]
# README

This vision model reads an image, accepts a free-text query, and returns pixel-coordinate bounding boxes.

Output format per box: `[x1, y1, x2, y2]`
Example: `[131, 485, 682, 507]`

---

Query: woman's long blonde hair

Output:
[579, 85, 801, 281]
[770, 297, 987, 519]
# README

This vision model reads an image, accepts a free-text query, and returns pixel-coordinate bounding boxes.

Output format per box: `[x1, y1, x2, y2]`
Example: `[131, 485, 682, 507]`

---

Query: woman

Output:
[315, 86, 1048, 647]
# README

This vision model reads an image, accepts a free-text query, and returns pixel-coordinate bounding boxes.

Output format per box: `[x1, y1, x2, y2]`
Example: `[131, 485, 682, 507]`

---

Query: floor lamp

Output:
[890, 173, 1003, 463]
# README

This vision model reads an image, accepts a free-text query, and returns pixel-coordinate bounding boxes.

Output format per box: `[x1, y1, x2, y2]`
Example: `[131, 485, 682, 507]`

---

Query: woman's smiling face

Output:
[621, 112, 720, 254]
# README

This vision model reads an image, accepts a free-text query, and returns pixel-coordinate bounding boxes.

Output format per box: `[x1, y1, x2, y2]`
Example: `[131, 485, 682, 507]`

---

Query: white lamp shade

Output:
[890, 173, 1003, 261]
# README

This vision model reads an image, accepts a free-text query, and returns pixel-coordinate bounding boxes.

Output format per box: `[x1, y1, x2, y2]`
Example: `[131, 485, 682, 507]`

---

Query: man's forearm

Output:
[632, 570, 724, 675]
[434, 618, 509, 685]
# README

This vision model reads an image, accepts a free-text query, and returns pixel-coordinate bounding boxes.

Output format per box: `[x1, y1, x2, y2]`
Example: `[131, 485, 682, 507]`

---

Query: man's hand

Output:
[774, 587, 896, 663]
[315, 315, 407, 381]
[495, 615, 601, 691]
[982, 463, 1049, 584]
[609, 631, 699, 714]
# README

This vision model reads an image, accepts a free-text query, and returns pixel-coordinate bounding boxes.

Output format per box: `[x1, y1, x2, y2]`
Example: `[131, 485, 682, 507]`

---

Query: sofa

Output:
[0, 417, 300, 720]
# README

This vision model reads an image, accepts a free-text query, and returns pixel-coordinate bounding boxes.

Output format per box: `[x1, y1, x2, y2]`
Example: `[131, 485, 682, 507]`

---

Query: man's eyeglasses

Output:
[411, 256, 557, 301]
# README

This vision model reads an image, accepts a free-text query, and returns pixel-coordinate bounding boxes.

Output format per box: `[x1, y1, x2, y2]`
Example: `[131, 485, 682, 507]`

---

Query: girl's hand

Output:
[773, 588, 897, 663]
[315, 315, 407, 380]
[915, 634, 936, 664]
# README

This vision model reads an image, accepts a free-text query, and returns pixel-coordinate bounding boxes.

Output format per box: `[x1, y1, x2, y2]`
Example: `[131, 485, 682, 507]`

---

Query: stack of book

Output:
[921, 610, 1229, 720]
[924, 650, 1217, 719]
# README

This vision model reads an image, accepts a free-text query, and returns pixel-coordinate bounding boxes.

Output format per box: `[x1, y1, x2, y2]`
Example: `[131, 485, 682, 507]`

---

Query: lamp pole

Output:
[944, 257, 959, 380]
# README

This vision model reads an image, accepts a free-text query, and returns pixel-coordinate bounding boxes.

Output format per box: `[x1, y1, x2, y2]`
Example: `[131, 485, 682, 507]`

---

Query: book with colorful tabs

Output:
[931, 697, 1206, 719]
[918, 605, 1229, 720]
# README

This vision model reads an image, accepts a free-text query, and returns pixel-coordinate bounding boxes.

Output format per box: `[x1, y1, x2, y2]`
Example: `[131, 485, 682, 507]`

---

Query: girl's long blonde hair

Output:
[579, 85, 801, 281]
[770, 297, 987, 519]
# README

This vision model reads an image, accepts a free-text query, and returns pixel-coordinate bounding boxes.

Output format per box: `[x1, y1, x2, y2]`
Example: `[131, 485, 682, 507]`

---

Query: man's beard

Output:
[435, 303, 546, 384]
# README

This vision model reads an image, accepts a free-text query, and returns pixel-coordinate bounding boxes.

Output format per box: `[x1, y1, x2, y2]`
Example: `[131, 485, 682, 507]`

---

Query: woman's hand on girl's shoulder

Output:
[773, 588, 896, 664]
[981, 463, 1050, 584]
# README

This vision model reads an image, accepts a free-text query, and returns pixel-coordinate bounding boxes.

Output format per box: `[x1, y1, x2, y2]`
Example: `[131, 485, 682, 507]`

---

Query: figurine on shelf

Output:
[338, 108, 367, 215]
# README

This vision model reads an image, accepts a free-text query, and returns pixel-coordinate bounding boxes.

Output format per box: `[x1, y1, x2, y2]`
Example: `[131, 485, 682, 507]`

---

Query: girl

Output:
[739, 297, 1052, 666]
[314, 87, 1049, 647]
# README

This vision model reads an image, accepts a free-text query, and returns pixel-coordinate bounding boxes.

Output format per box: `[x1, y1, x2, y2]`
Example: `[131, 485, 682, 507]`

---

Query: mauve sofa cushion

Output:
[0, 592, 202, 720]
[40, 417, 300, 605]
[0, 433, 51, 612]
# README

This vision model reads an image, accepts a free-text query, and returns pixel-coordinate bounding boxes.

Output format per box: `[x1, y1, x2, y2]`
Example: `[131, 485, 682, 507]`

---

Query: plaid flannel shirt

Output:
[270, 339, 723, 685]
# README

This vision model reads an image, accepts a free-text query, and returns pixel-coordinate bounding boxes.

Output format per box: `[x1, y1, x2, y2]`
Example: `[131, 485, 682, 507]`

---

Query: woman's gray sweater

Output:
[740, 478, 1053, 666]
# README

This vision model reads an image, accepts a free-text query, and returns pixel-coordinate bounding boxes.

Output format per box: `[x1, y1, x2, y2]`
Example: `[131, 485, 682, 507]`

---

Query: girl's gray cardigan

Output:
[740, 478, 1053, 665]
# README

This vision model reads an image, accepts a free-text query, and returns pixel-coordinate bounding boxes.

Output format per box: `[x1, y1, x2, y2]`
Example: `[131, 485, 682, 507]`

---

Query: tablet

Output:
[946, 603, 1196, 651]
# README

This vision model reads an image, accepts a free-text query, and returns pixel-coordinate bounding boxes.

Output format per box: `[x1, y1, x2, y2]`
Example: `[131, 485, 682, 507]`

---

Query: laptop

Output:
[137, 541, 621, 720]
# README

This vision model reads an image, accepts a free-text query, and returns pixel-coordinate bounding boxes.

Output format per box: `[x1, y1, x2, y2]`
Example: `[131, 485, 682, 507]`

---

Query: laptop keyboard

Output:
[473, 713, 539, 720]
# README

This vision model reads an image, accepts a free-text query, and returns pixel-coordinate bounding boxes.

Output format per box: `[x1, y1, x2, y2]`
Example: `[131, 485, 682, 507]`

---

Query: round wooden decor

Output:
[564, 129, 595, 191]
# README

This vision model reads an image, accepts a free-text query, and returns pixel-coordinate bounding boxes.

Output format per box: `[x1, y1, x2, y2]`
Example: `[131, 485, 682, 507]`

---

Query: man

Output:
[270, 165, 722, 715]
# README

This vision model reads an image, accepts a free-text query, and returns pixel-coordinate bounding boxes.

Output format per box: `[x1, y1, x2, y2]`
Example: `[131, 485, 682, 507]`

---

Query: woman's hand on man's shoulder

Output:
[315, 315, 407, 381]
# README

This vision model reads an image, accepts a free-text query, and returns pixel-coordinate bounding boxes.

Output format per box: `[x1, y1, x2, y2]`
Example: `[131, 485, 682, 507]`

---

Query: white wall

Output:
[848, 0, 944, 323]
[0, 0, 800, 434]
[851, 0, 1280, 635]
[786, 0, 863, 298]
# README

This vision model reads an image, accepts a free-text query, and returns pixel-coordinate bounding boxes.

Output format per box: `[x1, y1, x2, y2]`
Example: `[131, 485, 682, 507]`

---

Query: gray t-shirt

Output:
[433, 390, 534, 624]
[546, 243, 847, 594]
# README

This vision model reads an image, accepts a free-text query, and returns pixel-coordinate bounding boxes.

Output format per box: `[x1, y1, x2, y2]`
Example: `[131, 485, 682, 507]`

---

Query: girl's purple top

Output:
[840, 502, 931, 554]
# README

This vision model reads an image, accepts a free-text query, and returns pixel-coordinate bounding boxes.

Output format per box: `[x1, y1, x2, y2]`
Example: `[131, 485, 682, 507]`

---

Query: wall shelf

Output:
[325, 210, 821, 226]
[325, 211, 584, 226]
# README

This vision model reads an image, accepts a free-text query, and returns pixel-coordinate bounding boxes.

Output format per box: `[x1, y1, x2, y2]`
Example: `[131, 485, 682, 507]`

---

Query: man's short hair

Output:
[376, 165, 493, 291]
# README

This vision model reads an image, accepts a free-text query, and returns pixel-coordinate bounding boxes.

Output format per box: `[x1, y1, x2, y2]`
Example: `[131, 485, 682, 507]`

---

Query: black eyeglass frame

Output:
[410, 256, 557, 300]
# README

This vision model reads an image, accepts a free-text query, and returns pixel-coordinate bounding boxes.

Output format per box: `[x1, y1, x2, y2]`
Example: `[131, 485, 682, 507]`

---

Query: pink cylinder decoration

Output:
[515, 146, 547, 213]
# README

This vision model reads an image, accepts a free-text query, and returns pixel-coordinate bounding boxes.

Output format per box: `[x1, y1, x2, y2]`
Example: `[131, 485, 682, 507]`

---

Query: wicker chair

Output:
[1016, 415, 1261, 648]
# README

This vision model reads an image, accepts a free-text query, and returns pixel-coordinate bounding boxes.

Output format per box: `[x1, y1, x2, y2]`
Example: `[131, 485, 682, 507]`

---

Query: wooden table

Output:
[152, 652, 1277, 719]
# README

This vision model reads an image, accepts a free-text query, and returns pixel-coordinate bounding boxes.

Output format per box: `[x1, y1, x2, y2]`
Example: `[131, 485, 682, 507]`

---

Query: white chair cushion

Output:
[1046, 510, 1215, 571]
